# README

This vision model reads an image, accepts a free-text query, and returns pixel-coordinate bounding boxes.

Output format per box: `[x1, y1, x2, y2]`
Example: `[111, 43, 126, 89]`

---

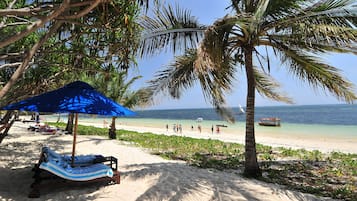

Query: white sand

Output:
[87, 122, 357, 154]
[0, 122, 340, 201]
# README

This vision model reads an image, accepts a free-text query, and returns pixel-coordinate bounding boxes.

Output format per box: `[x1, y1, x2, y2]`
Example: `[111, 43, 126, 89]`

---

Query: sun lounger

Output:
[29, 147, 120, 198]
[28, 124, 58, 134]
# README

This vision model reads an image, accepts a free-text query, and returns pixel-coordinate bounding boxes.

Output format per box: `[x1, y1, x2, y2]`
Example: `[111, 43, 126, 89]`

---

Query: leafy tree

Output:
[139, 0, 357, 177]
[81, 67, 148, 139]
[1, 0, 148, 136]
[0, 0, 147, 100]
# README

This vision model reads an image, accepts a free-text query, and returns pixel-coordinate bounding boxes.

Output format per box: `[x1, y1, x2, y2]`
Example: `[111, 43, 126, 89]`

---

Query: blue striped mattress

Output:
[39, 160, 113, 181]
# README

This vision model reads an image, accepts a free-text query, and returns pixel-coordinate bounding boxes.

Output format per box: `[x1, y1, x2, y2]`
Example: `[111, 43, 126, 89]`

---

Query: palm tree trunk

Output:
[243, 46, 261, 177]
[108, 116, 117, 139]
[65, 113, 74, 134]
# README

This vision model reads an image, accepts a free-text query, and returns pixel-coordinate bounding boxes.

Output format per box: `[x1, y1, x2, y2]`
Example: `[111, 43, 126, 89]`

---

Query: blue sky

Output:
[130, 0, 357, 110]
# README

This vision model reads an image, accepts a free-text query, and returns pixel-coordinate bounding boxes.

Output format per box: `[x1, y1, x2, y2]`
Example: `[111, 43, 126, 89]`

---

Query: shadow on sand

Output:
[0, 135, 116, 201]
[0, 126, 336, 201]
[120, 162, 335, 201]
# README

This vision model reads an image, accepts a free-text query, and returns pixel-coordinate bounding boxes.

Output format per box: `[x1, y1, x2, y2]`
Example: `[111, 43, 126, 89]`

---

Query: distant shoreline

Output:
[38, 115, 357, 154]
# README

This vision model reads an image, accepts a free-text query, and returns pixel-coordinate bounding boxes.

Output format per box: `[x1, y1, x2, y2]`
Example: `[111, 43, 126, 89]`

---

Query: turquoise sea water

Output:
[43, 104, 357, 139]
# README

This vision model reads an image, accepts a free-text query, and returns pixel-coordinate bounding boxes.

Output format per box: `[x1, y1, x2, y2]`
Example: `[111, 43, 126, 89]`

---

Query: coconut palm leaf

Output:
[273, 45, 356, 102]
[146, 49, 197, 99]
[144, 47, 236, 122]
[254, 68, 293, 103]
[265, 0, 357, 32]
[139, 4, 206, 56]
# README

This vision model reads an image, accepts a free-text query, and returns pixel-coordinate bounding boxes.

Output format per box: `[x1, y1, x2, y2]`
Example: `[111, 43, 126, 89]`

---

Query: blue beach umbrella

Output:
[1, 81, 136, 116]
[1, 81, 136, 162]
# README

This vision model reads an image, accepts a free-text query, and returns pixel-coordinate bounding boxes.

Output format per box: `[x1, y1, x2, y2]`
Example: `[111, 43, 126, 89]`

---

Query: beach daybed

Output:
[29, 147, 120, 198]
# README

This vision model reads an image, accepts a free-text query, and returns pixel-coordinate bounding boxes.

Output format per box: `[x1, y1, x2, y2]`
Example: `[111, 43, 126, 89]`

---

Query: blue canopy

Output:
[1, 81, 136, 117]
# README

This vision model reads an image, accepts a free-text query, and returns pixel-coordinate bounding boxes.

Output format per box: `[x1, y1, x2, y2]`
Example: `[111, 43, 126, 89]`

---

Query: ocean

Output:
[46, 104, 357, 138]
[131, 104, 357, 125]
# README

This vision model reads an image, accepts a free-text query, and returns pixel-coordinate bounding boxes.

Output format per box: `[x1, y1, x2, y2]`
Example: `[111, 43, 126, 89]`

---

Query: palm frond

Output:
[139, 4, 205, 57]
[265, 0, 303, 19]
[197, 15, 244, 76]
[254, 0, 270, 21]
[254, 68, 293, 103]
[144, 47, 236, 122]
[266, 25, 357, 54]
[264, 0, 357, 33]
[145, 49, 197, 100]
[273, 44, 356, 103]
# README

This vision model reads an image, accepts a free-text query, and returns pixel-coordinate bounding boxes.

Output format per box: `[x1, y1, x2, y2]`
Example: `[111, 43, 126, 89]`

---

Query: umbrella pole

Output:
[71, 113, 78, 166]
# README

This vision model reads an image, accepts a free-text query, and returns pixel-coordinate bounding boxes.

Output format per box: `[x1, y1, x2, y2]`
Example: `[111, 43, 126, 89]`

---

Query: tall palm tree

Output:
[140, 0, 357, 177]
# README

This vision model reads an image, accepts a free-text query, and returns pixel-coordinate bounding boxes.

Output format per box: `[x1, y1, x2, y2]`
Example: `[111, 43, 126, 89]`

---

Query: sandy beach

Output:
[0, 121, 344, 201]
[40, 114, 357, 153]
[116, 125, 357, 154]
[75, 118, 357, 154]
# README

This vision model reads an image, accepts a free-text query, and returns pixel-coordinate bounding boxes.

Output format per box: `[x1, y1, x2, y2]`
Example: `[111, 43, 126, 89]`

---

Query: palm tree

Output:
[139, 0, 357, 177]
[81, 68, 146, 139]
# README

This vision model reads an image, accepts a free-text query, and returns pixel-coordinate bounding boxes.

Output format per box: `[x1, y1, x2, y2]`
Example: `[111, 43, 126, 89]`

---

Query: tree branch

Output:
[56, 0, 103, 20]
[0, 0, 70, 49]
[0, 62, 22, 70]
[0, 21, 64, 99]
[0, 52, 24, 60]
[0, 5, 55, 17]
[0, 0, 17, 28]
[0, 21, 33, 29]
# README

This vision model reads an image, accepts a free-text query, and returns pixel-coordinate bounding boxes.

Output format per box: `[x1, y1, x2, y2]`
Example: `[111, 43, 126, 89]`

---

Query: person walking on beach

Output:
[211, 125, 214, 134]
[178, 124, 182, 134]
[166, 124, 168, 131]
[35, 112, 40, 123]
[198, 125, 201, 133]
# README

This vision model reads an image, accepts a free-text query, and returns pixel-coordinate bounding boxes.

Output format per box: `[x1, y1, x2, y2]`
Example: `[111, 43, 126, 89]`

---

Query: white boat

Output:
[196, 117, 203, 122]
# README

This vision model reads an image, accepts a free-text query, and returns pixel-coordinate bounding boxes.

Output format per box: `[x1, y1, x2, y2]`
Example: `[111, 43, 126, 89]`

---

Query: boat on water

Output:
[258, 117, 281, 127]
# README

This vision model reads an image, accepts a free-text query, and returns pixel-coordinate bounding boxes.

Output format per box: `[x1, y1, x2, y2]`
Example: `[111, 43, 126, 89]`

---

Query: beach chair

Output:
[0, 119, 15, 143]
[28, 124, 58, 134]
[29, 147, 120, 198]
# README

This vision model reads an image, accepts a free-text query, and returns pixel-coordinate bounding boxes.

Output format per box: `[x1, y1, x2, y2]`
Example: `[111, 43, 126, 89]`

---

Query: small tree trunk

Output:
[108, 116, 116, 139]
[0, 111, 14, 124]
[243, 46, 261, 177]
[65, 113, 74, 134]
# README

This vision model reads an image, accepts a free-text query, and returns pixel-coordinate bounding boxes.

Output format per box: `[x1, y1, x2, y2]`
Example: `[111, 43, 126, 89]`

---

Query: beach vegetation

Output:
[80, 70, 149, 139]
[50, 122, 357, 200]
[0, 0, 149, 137]
[0, 0, 144, 100]
[138, 0, 357, 178]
